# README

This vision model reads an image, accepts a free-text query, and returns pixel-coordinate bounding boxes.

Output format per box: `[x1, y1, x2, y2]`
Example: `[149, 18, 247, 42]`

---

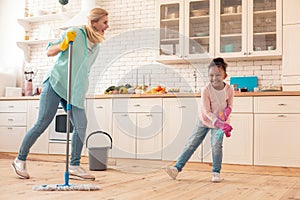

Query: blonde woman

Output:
[12, 8, 109, 180]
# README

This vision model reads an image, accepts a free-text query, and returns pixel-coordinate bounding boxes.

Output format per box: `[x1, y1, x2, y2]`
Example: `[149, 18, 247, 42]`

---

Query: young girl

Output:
[165, 57, 234, 183]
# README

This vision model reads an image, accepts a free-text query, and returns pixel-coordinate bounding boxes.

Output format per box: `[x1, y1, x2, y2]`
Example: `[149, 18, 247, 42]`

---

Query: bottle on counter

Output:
[24, 80, 33, 96]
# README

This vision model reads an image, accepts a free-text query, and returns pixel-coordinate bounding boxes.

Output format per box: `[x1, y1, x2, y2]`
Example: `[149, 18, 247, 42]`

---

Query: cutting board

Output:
[230, 76, 258, 92]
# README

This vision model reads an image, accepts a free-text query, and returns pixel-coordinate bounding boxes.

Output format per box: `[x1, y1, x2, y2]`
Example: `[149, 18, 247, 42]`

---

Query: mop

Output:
[33, 40, 100, 191]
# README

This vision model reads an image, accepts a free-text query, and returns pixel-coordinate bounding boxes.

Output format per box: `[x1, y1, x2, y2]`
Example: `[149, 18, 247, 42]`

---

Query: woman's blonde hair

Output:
[85, 8, 108, 44]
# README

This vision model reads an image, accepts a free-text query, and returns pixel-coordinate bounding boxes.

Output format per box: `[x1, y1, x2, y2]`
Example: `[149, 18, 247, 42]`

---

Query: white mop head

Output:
[33, 184, 100, 191]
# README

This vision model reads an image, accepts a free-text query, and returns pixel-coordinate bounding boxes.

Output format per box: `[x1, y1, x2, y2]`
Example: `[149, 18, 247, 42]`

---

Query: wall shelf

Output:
[17, 13, 69, 30]
[17, 39, 55, 62]
[17, 13, 69, 62]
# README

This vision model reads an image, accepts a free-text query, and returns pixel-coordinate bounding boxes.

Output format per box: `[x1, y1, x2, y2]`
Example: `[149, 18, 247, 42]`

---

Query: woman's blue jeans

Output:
[175, 120, 224, 173]
[18, 79, 87, 166]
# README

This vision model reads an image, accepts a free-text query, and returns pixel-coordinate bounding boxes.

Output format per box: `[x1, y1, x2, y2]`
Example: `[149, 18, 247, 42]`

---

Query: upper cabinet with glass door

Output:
[156, 0, 213, 63]
[250, 0, 282, 56]
[186, 0, 214, 61]
[215, 0, 282, 58]
[156, 0, 183, 63]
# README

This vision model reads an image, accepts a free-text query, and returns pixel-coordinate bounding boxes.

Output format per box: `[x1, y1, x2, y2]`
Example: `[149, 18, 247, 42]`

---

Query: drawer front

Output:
[113, 98, 162, 113]
[0, 113, 27, 126]
[0, 127, 26, 152]
[0, 101, 27, 112]
[254, 96, 300, 113]
[282, 85, 300, 92]
[232, 97, 253, 113]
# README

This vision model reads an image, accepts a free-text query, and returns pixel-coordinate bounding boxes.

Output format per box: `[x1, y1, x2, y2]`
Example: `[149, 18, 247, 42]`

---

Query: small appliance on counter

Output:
[230, 76, 258, 92]
[5, 87, 22, 97]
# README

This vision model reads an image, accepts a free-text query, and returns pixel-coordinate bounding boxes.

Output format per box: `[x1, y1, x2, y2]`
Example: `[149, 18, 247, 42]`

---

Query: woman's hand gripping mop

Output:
[214, 107, 233, 140]
[33, 31, 100, 191]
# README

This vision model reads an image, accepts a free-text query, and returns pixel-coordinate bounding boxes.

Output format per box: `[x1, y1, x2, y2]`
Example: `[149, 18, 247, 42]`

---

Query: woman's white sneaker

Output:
[69, 166, 95, 181]
[12, 158, 30, 179]
[165, 166, 179, 180]
[211, 172, 221, 183]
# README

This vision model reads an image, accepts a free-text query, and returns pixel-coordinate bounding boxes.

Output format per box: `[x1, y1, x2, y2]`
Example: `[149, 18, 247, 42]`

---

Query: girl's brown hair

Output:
[84, 8, 108, 44]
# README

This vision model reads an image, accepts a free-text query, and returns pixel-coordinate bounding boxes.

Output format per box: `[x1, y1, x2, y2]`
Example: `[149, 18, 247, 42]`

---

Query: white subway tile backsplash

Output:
[23, 0, 282, 95]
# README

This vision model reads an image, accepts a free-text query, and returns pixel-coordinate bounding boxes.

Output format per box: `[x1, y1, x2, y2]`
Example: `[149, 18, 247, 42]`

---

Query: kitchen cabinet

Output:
[162, 97, 201, 162]
[283, 0, 300, 25]
[156, 0, 281, 63]
[86, 99, 112, 135]
[17, 13, 69, 62]
[282, 25, 300, 91]
[26, 100, 49, 154]
[282, 0, 300, 91]
[203, 97, 254, 165]
[0, 100, 27, 152]
[155, 0, 214, 63]
[112, 98, 163, 159]
[215, 0, 282, 58]
[85, 99, 112, 156]
[254, 96, 300, 167]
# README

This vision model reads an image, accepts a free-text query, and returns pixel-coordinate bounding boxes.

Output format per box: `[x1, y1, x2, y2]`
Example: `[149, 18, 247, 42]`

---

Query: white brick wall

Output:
[24, 0, 282, 94]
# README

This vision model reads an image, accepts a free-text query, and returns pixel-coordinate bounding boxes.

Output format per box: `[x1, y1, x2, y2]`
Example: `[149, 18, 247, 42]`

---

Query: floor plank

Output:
[1, 152, 300, 200]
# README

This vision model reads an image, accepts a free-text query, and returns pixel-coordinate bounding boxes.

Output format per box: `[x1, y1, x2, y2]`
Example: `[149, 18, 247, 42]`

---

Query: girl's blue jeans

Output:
[175, 120, 224, 173]
[18, 79, 87, 166]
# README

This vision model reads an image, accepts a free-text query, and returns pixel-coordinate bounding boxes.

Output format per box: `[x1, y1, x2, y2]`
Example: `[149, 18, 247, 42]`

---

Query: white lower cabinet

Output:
[85, 99, 112, 156]
[222, 113, 253, 165]
[2, 95, 300, 168]
[162, 97, 201, 162]
[254, 96, 300, 167]
[203, 97, 254, 165]
[27, 100, 49, 154]
[112, 113, 136, 158]
[0, 127, 26, 152]
[0, 100, 27, 152]
[254, 114, 300, 167]
[86, 99, 112, 134]
[112, 98, 163, 159]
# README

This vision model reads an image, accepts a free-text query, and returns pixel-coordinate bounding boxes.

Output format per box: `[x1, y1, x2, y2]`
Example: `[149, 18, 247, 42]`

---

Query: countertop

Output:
[1, 91, 300, 100]
[87, 91, 300, 99]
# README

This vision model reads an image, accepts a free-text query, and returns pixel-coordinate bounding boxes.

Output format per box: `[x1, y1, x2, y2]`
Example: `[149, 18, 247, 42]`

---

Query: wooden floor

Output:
[1, 152, 300, 200]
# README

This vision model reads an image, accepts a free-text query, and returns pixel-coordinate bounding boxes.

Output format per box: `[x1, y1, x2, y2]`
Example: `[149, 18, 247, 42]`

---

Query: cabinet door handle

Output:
[8, 127, 13, 130]
[243, 52, 247, 55]
[178, 105, 187, 108]
[121, 114, 128, 117]
[8, 105, 14, 108]
[8, 118, 14, 121]
[34, 106, 39, 109]
[278, 103, 287, 106]
[133, 104, 141, 107]
[146, 114, 152, 117]
[277, 114, 286, 117]
[96, 106, 104, 109]
[248, 52, 252, 55]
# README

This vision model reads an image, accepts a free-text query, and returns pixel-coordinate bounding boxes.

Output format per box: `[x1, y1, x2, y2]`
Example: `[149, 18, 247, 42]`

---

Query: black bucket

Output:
[85, 131, 112, 171]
